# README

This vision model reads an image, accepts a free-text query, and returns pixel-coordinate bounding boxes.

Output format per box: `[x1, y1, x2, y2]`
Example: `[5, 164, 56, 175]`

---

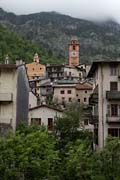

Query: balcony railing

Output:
[106, 91, 120, 100]
[106, 115, 120, 123]
[89, 93, 98, 104]
[0, 93, 13, 102]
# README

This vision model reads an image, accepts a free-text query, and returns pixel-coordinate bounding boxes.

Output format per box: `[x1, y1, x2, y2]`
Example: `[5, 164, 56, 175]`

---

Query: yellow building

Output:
[26, 53, 45, 80]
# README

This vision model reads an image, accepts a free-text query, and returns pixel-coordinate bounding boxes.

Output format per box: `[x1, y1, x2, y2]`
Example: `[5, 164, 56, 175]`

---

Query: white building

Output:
[0, 63, 29, 133]
[29, 105, 63, 130]
[88, 60, 120, 149]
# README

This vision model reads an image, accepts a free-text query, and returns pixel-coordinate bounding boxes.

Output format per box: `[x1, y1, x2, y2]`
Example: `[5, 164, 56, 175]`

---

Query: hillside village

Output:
[0, 37, 120, 150]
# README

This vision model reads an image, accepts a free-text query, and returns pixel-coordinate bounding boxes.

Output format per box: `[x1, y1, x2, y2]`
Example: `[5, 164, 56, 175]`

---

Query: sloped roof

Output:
[29, 104, 63, 112]
[76, 84, 92, 90]
[87, 60, 120, 77]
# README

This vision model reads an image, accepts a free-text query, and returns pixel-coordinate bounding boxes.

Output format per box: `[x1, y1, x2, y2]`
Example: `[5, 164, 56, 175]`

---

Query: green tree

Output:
[0, 125, 59, 180]
[54, 103, 88, 142]
[91, 137, 120, 180]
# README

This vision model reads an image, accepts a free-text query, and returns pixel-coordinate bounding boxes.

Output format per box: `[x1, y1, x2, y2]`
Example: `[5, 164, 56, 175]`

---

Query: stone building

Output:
[0, 63, 29, 133]
[88, 60, 120, 149]
[76, 83, 92, 104]
[53, 80, 77, 106]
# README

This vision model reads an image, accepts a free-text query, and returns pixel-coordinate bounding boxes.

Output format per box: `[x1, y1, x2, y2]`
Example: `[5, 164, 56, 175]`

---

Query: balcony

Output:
[106, 91, 120, 100]
[89, 115, 98, 124]
[89, 93, 98, 104]
[106, 115, 120, 123]
[0, 93, 13, 102]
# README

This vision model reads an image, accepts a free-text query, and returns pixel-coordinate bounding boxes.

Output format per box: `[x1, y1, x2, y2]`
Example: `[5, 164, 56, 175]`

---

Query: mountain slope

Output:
[0, 24, 64, 64]
[1, 8, 120, 63]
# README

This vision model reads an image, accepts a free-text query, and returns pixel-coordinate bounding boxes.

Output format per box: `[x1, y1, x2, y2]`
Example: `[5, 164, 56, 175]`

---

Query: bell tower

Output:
[68, 38, 80, 66]
[33, 52, 39, 63]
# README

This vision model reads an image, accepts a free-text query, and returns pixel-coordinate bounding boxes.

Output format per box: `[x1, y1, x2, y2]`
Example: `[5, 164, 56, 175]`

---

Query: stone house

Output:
[53, 80, 77, 106]
[76, 84, 92, 104]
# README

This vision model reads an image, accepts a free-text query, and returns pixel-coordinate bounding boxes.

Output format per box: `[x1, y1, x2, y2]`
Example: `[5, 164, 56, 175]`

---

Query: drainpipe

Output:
[98, 63, 104, 149]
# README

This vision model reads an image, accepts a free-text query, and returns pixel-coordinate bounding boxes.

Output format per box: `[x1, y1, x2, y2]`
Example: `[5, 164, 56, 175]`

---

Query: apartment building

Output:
[46, 64, 64, 82]
[88, 60, 120, 149]
[0, 63, 29, 133]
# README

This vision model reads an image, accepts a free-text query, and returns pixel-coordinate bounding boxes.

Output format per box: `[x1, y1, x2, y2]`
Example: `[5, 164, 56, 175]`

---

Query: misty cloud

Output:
[0, 0, 120, 22]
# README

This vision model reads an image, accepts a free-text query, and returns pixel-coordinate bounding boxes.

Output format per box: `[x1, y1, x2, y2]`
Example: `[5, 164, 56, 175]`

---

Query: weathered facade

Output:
[53, 80, 77, 106]
[76, 84, 92, 104]
[0, 64, 29, 132]
[46, 64, 64, 82]
[29, 105, 63, 130]
[88, 60, 120, 149]
[29, 90, 37, 108]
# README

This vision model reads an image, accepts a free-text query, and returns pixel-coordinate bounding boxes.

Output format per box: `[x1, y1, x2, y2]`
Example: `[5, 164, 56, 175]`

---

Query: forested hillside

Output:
[1, 8, 120, 63]
[0, 24, 64, 64]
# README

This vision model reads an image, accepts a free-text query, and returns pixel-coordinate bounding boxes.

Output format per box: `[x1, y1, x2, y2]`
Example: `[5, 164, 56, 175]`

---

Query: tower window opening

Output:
[73, 45, 76, 50]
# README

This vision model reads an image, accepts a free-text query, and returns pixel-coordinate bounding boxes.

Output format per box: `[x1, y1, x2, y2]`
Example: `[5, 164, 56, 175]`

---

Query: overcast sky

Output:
[0, 0, 120, 22]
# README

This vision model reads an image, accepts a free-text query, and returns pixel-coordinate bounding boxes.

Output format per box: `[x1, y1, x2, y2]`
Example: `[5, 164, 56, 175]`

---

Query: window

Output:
[84, 97, 87, 102]
[31, 118, 41, 125]
[78, 99, 80, 102]
[68, 97, 72, 102]
[84, 119, 89, 125]
[108, 128, 120, 137]
[67, 90, 71, 94]
[69, 72, 72, 77]
[73, 45, 76, 50]
[79, 73, 82, 78]
[60, 90, 64, 94]
[85, 90, 87, 93]
[110, 82, 118, 91]
[111, 104, 118, 116]
[62, 97, 65, 101]
[76, 94, 78, 97]
[110, 66, 117, 76]
[48, 118, 53, 130]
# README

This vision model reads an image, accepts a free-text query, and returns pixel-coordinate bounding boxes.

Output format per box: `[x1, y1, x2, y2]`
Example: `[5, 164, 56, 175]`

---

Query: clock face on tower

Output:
[70, 51, 77, 57]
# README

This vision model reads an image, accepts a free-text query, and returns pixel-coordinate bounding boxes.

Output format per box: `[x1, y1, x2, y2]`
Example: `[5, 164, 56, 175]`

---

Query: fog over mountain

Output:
[1, 7, 120, 64]
[0, 0, 120, 23]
